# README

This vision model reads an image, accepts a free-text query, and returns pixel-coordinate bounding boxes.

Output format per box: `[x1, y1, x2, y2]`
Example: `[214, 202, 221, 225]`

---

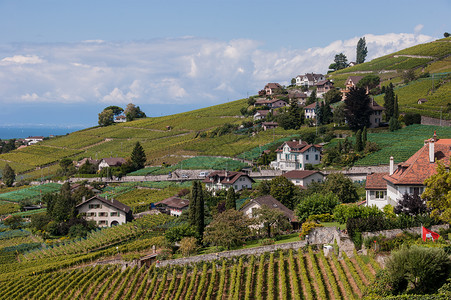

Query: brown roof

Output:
[369, 99, 385, 111]
[76, 195, 131, 213]
[282, 170, 324, 180]
[384, 137, 451, 185]
[262, 122, 278, 126]
[241, 195, 296, 222]
[276, 140, 322, 153]
[203, 171, 255, 185]
[156, 196, 189, 209]
[265, 83, 282, 89]
[346, 76, 364, 86]
[102, 157, 126, 166]
[365, 172, 388, 190]
[314, 80, 334, 87]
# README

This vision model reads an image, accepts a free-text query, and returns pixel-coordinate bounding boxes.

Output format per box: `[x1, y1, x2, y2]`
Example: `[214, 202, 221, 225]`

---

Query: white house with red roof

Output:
[365, 133, 451, 209]
[282, 170, 324, 187]
[295, 73, 325, 87]
[24, 136, 44, 145]
[156, 196, 189, 217]
[264, 83, 282, 95]
[203, 171, 255, 193]
[270, 140, 322, 171]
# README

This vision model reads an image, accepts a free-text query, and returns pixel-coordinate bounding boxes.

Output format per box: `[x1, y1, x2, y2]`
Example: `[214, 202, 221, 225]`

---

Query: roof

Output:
[346, 76, 364, 85]
[365, 172, 388, 190]
[369, 99, 385, 111]
[156, 196, 189, 209]
[384, 136, 451, 185]
[418, 98, 428, 103]
[24, 136, 44, 140]
[262, 122, 278, 126]
[241, 195, 296, 222]
[203, 171, 255, 185]
[76, 195, 131, 213]
[314, 80, 334, 87]
[101, 157, 126, 166]
[276, 140, 322, 153]
[265, 83, 282, 89]
[282, 170, 324, 180]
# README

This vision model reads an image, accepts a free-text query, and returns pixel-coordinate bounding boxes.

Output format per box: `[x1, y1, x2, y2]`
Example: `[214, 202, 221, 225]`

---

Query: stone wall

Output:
[421, 116, 451, 127]
[362, 224, 449, 240]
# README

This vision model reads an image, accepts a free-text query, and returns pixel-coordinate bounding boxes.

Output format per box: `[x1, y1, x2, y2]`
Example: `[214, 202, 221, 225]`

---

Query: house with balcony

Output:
[156, 196, 189, 217]
[270, 140, 322, 171]
[203, 171, 255, 193]
[295, 73, 325, 87]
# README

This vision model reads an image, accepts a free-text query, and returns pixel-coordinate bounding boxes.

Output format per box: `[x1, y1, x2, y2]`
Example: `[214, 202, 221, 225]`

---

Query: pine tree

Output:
[384, 83, 395, 120]
[2, 163, 15, 187]
[306, 89, 317, 105]
[225, 187, 237, 210]
[344, 87, 372, 131]
[315, 100, 322, 125]
[322, 100, 333, 124]
[356, 37, 368, 64]
[393, 95, 399, 119]
[189, 181, 198, 227]
[288, 99, 302, 129]
[131, 141, 146, 171]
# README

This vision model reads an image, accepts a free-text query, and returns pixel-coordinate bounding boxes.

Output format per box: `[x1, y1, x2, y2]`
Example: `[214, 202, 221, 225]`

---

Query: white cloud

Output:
[1, 55, 44, 64]
[414, 24, 424, 34]
[0, 33, 436, 108]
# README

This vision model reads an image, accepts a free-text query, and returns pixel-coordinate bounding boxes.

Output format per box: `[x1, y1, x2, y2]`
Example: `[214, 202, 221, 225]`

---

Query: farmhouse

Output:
[24, 136, 44, 145]
[270, 140, 322, 171]
[282, 170, 324, 187]
[264, 83, 282, 95]
[203, 171, 254, 193]
[368, 99, 385, 128]
[114, 115, 127, 123]
[341, 75, 364, 100]
[314, 80, 334, 96]
[98, 157, 127, 170]
[365, 133, 451, 209]
[76, 195, 132, 227]
[295, 73, 325, 87]
[156, 196, 189, 217]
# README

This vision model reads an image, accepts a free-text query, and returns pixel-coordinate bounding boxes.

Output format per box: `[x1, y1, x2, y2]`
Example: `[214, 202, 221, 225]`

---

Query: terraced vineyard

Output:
[0, 183, 61, 202]
[0, 248, 380, 299]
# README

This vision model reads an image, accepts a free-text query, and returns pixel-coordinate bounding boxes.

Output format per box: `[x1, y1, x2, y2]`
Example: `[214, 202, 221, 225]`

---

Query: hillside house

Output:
[289, 91, 308, 105]
[304, 101, 333, 121]
[254, 98, 288, 109]
[270, 140, 322, 171]
[24, 136, 44, 145]
[282, 170, 324, 187]
[314, 80, 334, 96]
[341, 76, 364, 100]
[368, 99, 385, 128]
[203, 171, 254, 193]
[418, 98, 428, 104]
[365, 133, 451, 209]
[98, 157, 127, 170]
[240, 195, 298, 229]
[264, 83, 282, 95]
[114, 115, 127, 123]
[262, 122, 278, 131]
[156, 196, 189, 217]
[253, 110, 279, 121]
[295, 73, 325, 87]
[76, 195, 132, 227]
[75, 157, 100, 169]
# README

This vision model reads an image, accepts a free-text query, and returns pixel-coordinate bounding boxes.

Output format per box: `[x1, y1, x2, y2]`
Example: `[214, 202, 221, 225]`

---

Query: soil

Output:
[339, 260, 362, 298]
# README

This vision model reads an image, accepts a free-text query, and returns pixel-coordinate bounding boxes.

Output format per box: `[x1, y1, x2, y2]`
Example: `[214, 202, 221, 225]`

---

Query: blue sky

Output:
[0, 0, 449, 128]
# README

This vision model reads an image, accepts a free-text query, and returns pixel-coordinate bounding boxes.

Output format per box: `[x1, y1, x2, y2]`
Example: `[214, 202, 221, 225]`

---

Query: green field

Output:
[0, 183, 61, 203]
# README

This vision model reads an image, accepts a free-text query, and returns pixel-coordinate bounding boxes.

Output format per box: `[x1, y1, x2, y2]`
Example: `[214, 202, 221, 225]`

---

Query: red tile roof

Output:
[366, 172, 388, 190]
[282, 170, 324, 179]
[76, 195, 131, 213]
[275, 141, 322, 153]
[384, 137, 451, 185]
[156, 196, 189, 209]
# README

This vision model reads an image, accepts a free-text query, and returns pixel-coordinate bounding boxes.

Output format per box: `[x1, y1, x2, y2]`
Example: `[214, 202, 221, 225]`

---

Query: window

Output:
[110, 212, 118, 217]
[88, 204, 101, 209]
[315, 154, 319, 160]
[306, 155, 309, 160]
[375, 191, 386, 199]
[98, 220, 107, 225]
[409, 187, 424, 195]
[98, 212, 107, 217]
[87, 212, 96, 217]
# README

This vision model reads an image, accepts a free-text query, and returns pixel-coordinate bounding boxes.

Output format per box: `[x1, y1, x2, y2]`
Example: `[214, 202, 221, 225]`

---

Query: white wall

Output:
[77, 199, 127, 227]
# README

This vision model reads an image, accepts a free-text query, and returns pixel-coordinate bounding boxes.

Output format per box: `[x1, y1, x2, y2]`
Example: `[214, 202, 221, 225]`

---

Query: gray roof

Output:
[76, 195, 131, 213]
[240, 195, 296, 222]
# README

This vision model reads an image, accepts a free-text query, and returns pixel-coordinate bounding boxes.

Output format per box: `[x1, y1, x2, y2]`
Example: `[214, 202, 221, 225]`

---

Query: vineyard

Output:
[0, 183, 61, 203]
[0, 248, 381, 299]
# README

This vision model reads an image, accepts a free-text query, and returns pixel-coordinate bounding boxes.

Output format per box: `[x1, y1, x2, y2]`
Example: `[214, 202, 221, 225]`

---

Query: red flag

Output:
[422, 226, 440, 241]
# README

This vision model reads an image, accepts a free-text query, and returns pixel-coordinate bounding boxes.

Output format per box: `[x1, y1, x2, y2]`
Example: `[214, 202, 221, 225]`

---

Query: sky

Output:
[0, 0, 449, 128]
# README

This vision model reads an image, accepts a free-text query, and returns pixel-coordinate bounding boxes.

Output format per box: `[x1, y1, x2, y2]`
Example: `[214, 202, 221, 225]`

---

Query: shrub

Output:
[334, 204, 382, 224]
[306, 213, 334, 222]
[296, 192, 339, 223]
[299, 221, 323, 239]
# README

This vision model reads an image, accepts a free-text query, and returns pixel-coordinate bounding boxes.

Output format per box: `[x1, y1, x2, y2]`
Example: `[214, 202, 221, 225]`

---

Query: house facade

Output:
[262, 122, 278, 131]
[240, 195, 297, 223]
[203, 171, 255, 192]
[304, 102, 317, 119]
[282, 170, 324, 187]
[365, 133, 451, 209]
[24, 136, 44, 146]
[341, 76, 364, 100]
[264, 83, 282, 95]
[270, 140, 322, 171]
[295, 73, 325, 87]
[368, 99, 385, 128]
[114, 115, 127, 123]
[98, 157, 127, 170]
[314, 80, 334, 96]
[76, 195, 132, 227]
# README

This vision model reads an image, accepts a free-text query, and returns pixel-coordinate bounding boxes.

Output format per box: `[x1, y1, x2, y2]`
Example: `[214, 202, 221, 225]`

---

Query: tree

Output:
[356, 37, 368, 64]
[179, 237, 199, 256]
[394, 193, 429, 216]
[402, 69, 416, 84]
[296, 192, 340, 223]
[165, 223, 197, 243]
[189, 181, 205, 240]
[72, 185, 95, 205]
[4, 215, 22, 229]
[332, 102, 346, 125]
[2, 163, 15, 187]
[124, 103, 146, 121]
[98, 109, 114, 126]
[330, 53, 349, 71]
[444, 32, 450, 38]
[288, 99, 303, 129]
[254, 205, 291, 238]
[385, 246, 451, 295]
[104, 105, 124, 116]
[322, 101, 333, 124]
[362, 126, 367, 146]
[225, 187, 237, 210]
[344, 87, 372, 131]
[356, 75, 380, 92]
[324, 88, 342, 104]
[130, 141, 146, 171]
[269, 176, 298, 210]
[290, 78, 296, 86]
[324, 173, 359, 203]
[306, 89, 317, 105]
[384, 83, 395, 120]
[315, 101, 323, 125]
[355, 129, 363, 152]
[404, 113, 421, 126]
[59, 158, 73, 176]
[203, 209, 251, 249]
[389, 117, 401, 132]
[422, 162, 451, 223]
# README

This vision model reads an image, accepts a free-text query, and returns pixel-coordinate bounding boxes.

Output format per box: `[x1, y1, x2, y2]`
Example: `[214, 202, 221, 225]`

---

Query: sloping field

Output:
[0, 248, 380, 300]
[0, 183, 61, 202]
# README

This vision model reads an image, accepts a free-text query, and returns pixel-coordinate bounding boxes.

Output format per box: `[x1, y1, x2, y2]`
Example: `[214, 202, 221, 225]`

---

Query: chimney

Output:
[389, 156, 394, 175]
[368, 167, 372, 174]
[429, 137, 435, 163]
[82, 196, 86, 202]
[299, 139, 302, 145]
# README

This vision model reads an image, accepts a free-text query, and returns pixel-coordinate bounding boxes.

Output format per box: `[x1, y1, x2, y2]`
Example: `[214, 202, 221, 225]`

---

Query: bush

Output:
[306, 213, 334, 222]
[296, 192, 339, 223]
[299, 221, 323, 239]
[404, 113, 421, 126]
[386, 246, 451, 295]
[333, 204, 382, 224]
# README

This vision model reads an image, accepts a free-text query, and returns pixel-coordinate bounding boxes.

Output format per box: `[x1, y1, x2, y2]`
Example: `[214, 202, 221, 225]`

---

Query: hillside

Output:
[328, 37, 451, 119]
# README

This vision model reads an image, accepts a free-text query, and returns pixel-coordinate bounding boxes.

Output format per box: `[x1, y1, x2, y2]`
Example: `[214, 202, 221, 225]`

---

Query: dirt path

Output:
[304, 254, 320, 299]
[328, 258, 348, 300]
[350, 258, 370, 285]
[339, 260, 362, 298]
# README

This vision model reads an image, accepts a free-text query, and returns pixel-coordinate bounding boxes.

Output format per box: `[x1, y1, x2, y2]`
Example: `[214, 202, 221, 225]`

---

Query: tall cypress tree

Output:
[225, 187, 237, 210]
[356, 37, 368, 64]
[362, 126, 368, 147]
[194, 181, 205, 239]
[355, 129, 363, 152]
[315, 100, 322, 125]
[393, 95, 399, 119]
[189, 181, 198, 227]
[384, 83, 395, 120]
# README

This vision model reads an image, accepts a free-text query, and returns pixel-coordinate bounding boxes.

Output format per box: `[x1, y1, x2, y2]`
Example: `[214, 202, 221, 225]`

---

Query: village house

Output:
[156, 196, 189, 217]
[303, 101, 333, 121]
[114, 115, 127, 123]
[254, 98, 288, 109]
[262, 122, 278, 131]
[314, 80, 334, 97]
[281, 170, 325, 187]
[24, 136, 44, 146]
[365, 133, 451, 209]
[288, 90, 308, 105]
[240, 195, 298, 229]
[264, 83, 282, 95]
[74, 157, 101, 169]
[98, 157, 127, 170]
[253, 110, 278, 121]
[270, 140, 322, 171]
[295, 73, 325, 87]
[368, 99, 385, 128]
[341, 75, 364, 100]
[203, 171, 254, 193]
[76, 195, 133, 227]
